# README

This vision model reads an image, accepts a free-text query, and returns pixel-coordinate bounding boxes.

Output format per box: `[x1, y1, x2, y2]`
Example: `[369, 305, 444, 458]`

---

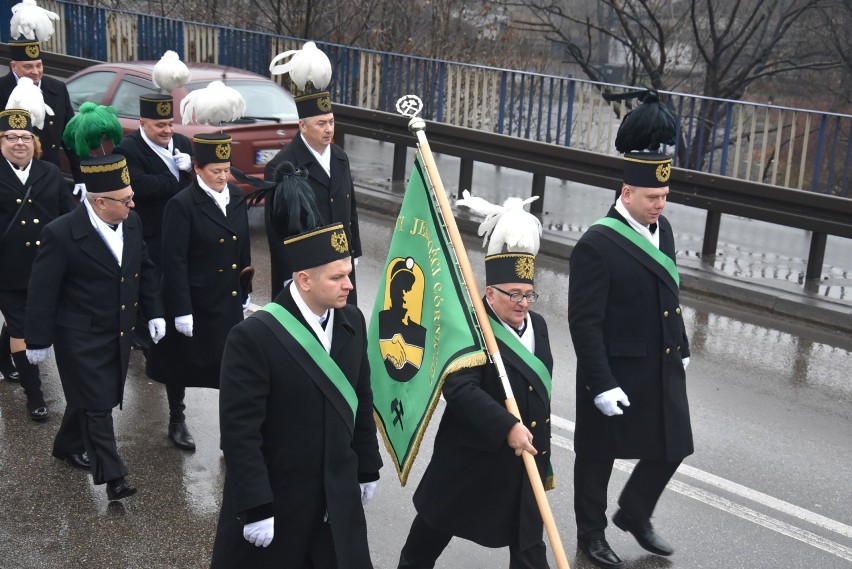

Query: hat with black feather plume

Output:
[603, 88, 675, 188]
[234, 162, 349, 272]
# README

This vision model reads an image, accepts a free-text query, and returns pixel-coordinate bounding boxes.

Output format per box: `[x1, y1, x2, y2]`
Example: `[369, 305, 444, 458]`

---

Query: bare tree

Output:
[504, 0, 841, 167]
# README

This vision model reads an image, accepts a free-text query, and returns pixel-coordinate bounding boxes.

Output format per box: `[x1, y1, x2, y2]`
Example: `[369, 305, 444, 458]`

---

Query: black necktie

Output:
[108, 223, 118, 231]
[320, 315, 328, 330]
[649, 223, 658, 235]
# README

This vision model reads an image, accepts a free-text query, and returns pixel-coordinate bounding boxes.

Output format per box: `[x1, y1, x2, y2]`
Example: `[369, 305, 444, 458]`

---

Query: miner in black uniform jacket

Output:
[0, 109, 76, 421]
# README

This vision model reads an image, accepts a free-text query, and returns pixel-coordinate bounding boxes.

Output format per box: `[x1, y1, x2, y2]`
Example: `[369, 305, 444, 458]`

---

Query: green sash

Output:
[259, 302, 358, 427]
[591, 217, 680, 288]
[489, 316, 552, 399]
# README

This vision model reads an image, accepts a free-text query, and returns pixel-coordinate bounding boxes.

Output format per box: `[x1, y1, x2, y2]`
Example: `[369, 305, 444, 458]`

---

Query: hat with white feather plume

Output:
[9, 0, 59, 42]
[456, 190, 542, 285]
[269, 41, 333, 119]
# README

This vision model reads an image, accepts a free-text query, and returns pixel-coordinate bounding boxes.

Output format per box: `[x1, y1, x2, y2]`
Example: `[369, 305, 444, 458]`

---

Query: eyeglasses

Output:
[4, 134, 33, 143]
[100, 192, 135, 206]
[491, 286, 539, 304]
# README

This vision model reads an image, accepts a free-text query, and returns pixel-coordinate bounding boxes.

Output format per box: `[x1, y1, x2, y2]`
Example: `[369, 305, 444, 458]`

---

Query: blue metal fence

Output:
[4, 0, 850, 197]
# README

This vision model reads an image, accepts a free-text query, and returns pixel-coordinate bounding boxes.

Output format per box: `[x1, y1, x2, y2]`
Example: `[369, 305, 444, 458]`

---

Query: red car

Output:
[63, 61, 300, 187]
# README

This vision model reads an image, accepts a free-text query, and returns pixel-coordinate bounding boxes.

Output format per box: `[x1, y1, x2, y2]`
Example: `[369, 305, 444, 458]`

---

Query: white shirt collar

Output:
[488, 300, 535, 354]
[83, 198, 123, 265]
[289, 282, 333, 353]
[6, 158, 31, 184]
[615, 197, 660, 249]
[139, 127, 180, 180]
[197, 177, 230, 216]
[301, 132, 331, 177]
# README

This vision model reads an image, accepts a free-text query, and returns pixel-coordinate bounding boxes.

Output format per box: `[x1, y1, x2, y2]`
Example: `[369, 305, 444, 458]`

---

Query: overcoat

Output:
[0, 72, 81, 180]
[210, 285, 382, 569]
[25, 206, 163, 410]
[0, 158, 77, 291]
[568, 206, 693, 462]
[263, 134, 361, 297]
[413, 304, 553, 551]
[145, 181, 250, 388]
[114, 130, 193, 264]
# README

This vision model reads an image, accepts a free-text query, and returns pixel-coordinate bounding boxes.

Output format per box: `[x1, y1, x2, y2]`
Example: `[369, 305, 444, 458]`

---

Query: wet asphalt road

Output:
[1, 139, 851, 568]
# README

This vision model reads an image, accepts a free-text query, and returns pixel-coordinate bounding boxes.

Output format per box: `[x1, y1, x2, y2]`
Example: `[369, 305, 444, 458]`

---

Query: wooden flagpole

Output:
[397, 96, 571, 569]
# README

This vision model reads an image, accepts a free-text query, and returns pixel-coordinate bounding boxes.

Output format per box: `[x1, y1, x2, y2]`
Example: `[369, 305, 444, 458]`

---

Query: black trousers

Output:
[574, 456, 681, 541]
[54, 405, 127, 485]
[398, 514, 549, 569]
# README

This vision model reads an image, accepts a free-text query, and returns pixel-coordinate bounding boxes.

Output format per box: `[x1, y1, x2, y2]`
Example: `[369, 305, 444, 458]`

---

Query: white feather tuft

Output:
[5, 76, 53, 130]
[457, 190, 541, 255]
[10, 0, 59, 42]
[180, 80, 246, 126]
[152, 50, 191, 93]
[269, 41, 332, 91]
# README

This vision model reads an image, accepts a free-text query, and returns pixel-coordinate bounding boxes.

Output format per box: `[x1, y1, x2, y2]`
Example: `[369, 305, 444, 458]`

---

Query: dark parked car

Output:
[63, 61, 300, 187]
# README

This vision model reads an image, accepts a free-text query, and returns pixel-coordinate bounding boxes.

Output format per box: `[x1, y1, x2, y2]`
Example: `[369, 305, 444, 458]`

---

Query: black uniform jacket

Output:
[0, 158, 77, 290]
[25, 206, 163, 410]
[413, 303, 553, 551]
[568, 206, 693, 462]
[264, 134, 361, 296]
[210, 285, 382, 569]
[145, 181, 250, 388]
[114, 130, 193, 247]
[0, 72, 81, 181]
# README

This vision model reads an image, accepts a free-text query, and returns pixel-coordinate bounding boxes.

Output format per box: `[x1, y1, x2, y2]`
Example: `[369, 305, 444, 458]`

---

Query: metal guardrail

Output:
[3, 49, 849, 281]
[3, 0, 852, 197]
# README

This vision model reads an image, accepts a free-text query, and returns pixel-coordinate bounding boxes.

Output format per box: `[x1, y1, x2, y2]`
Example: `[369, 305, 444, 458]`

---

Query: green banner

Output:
[368, 156, 485, 486]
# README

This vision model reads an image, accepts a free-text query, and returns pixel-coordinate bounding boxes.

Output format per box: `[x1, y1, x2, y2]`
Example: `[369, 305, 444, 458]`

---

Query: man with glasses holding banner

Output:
[397, 201, 554, 569]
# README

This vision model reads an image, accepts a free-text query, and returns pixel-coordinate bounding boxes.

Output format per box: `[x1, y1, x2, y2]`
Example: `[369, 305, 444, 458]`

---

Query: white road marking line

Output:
[551, 425, 852, 561]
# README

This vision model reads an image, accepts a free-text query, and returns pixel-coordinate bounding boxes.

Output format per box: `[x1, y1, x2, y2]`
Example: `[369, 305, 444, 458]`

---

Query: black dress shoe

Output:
[28, 403, 48, 422]
[578, 538, 623, 569]
[106, 477, 137, 501]
[0, 368, 19, 382]
[52, 450, 91, 470]
[168, 422, 196, 451]
[612, 509, 674, 556]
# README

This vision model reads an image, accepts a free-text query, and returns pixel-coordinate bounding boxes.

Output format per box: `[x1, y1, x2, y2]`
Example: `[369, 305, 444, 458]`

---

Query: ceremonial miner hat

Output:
[456, 190, 542, 286]
[80, 154, 131, 193]
[603, 88, 676, 188]
[284, 222, 351, 272]
[192, 133, 231, 166]
[269, 41, 333, 120]
[485, 253, 536, 286]
[622, 151, 672, 188]
[0, 108, 32, 131]
[8, 39, 41, 61]
[139, 94, 174, 120]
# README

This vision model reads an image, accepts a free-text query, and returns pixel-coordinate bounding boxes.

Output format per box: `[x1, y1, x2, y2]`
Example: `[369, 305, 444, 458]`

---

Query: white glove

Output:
[26, 347, 51, 365]
[243, 517, 274, 547]
[682, 357, 690, 370]
[173, 151, 192, 172]
[148, 318, 166, 344]
[353, 256, 360, 268]
[73, 183, 86, 202]
[594, 387, 630, 417]
[242, 293, 251, 312]
[175, 314, 193, 337]
[359, 481, 378, 506]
